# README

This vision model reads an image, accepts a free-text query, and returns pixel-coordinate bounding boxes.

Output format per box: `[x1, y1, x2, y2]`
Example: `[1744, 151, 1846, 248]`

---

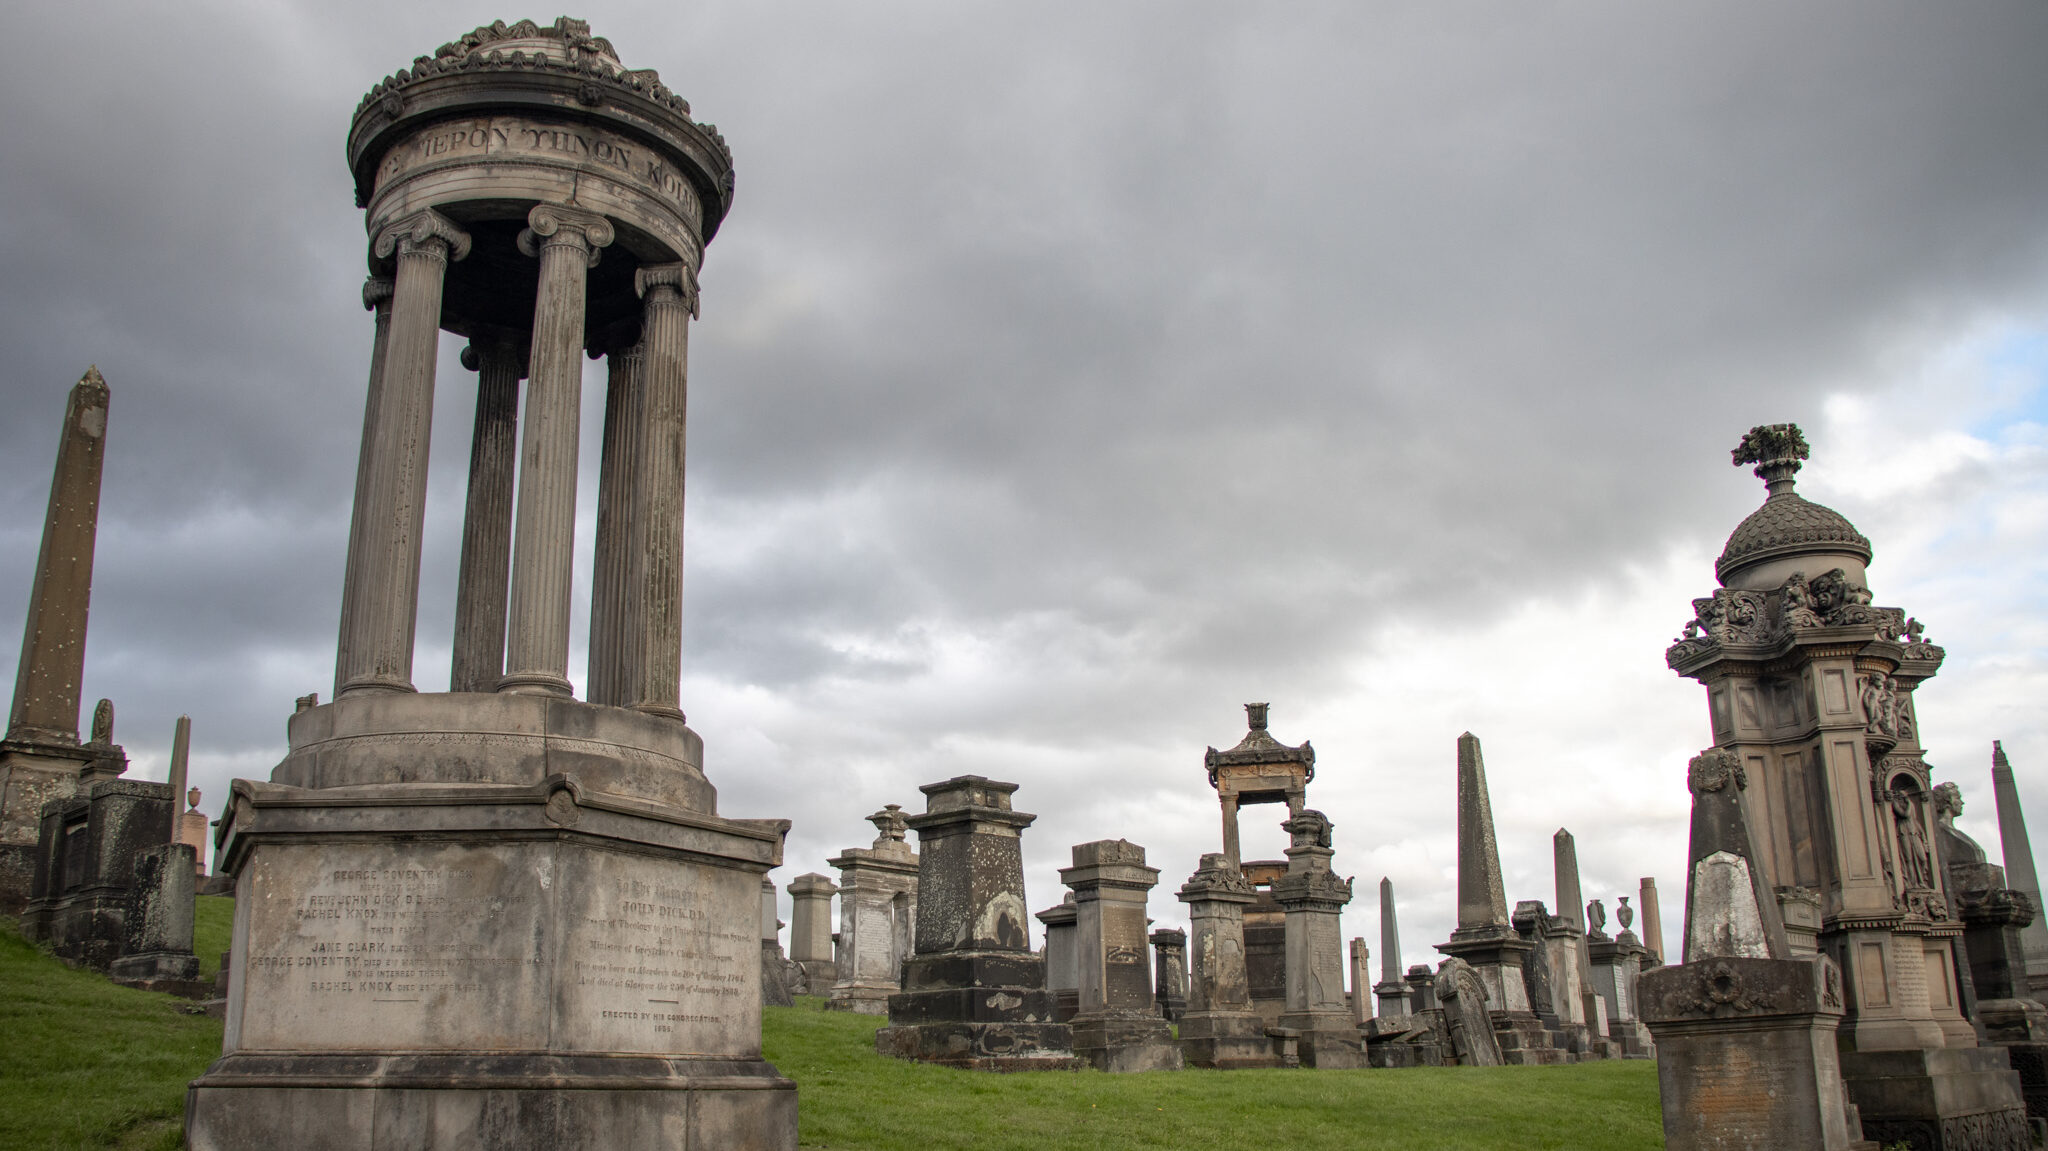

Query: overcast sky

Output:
[4, 2, 2048, 968]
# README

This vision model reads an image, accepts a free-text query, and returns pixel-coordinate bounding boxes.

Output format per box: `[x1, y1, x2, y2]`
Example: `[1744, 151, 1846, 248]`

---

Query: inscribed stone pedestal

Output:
[1177, 852, 1277, 1069]
[1664, 425, 2024, 1148]
[1992, 742, 2048, 1000]
[828, 804, 919, 1014]
[0, 369, 113, 910]
[1272, 810, 1361, 1069]
[1062, 840, 1181, 1072]
[875, 776, 1074, 1070]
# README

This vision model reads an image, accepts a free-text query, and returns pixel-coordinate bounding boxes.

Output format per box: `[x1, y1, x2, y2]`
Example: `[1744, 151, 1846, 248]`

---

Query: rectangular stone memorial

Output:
[1063, 840, 1181, 1072]
[827, 804, 918, 1014]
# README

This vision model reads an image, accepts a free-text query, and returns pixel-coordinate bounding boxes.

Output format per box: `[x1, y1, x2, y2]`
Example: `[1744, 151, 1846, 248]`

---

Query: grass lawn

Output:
[765, 997, 1663, 1151]
[192, 897, 232, 981]
[0, 912, 1662, 1151]
[0, 918, 221, 1151]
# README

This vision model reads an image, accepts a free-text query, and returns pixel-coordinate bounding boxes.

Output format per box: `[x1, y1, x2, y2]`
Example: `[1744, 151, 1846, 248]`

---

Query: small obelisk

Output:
[1374, 876, 1412, 1016]
[165, 716, 192, 844]
[1555, 828, 1601, 1029]
[1992, 741, 2048, 996]
[1, 369, 114, 910]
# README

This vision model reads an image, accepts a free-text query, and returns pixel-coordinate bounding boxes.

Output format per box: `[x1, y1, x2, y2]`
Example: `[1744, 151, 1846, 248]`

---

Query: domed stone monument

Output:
[1652, 424, 2027, 1150]
[184, 18, 796, 1149]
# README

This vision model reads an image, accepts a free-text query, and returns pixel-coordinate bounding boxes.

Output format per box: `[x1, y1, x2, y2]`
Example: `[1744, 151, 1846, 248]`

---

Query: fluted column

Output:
[500, 204, 613, 696]
[337, 211, 469, 698]
[332, 276, 394, 698]
[586, 337, 646, 706]
[448, 331, 525, 693]
[627, 261, 697, 718]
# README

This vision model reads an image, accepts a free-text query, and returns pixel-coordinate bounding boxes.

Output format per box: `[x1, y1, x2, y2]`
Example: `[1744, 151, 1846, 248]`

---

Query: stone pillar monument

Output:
[761, 877, 795, 1007]
[1061, 839, 1181, 1072]
[875, 776, 1074, 1070]
[184, 20, 798, 1150]
[0, 368, 114, 909]
[1153, 927, 1188, 1022]
[1662, 424, 2027, 1149]
[1349, 937, 1372, 1025]
[1992, 742, 2048, 999]
[1374, 876, 1414, 1018]
[1272, 809, 1363, 1068]
[1036, 893, 1080, 1021]
[827, 804, 919, 1014]
[1176, 852, 1277, 1068]
[1554, 828, 1609, 1052]
[177, 788, 209, 876]
[787, 872, 839, 994]
[1638, 876, 1666, 967]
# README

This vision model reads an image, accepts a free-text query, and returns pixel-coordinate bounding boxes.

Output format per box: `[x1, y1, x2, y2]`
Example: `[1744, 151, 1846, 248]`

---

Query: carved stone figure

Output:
[1893, 790, 1936, 892]
[1781, 572, 1822, 628]
[90, 698, 113, 745]
[1588, 898, 1607, 939]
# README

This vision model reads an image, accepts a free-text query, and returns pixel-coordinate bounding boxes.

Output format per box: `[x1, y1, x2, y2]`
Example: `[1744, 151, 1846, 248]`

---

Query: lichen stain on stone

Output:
[977, 892, 1026, 949]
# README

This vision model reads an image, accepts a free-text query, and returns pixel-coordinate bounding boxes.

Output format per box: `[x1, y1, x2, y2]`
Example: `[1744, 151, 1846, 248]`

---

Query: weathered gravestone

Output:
[787, 872, 839, 994]
[828, 804, 918, 1014]
[875, 776, 1075, 1070]
[762, 877, 796, 1007]
[1435, 956, 1503, 1066]
[1063, 840, 1181, 1071]
[1177, 852, 1278, 1068]
[1640, 747, 1871, 1151]
[1036, 892, 1079, 1021]
[1153, 927, 1188, 1022]
[183, 20, 798, 1149]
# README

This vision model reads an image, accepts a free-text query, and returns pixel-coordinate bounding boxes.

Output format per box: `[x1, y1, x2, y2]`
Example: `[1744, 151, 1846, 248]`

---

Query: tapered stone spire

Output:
[9, 367, 110, 745]
[1554, 829, 1595, 983]
[1455, 733, 1509, 933]
[1379, 876, 1403, 984]
[1991, 740, 2048, 994]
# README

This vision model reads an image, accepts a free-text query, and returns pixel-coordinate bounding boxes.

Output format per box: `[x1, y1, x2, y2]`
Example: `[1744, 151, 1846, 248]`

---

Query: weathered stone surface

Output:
[1435, 957, 1503, 1066]
[1177, 852, 1277, 1069]
[1035, 893, 1079, 1021]
[1, 369, 113, 910]
[22, 775, 183, 973]
[1152, 927, 1188, 1023]
[760, 878, 794, 1008]
[1992, 742, 2048, 1001]
[1453, 733, 1508, 934]
[787, 872, 838, 994]
[1348, 936, 1371, 1025]
[1374, 875, 1414, 1018]
[1272, 810, 1361, 1068]
[109, 842, 199, 981]
[876, 777, 1075, 1070]
[1640, 955, 1862, 1151]
[1204, 703, 1314, 868]
[1639, 876, 1666, 967]
[1062, 840, 1180, 1072]
[827, 805, 917, 1015]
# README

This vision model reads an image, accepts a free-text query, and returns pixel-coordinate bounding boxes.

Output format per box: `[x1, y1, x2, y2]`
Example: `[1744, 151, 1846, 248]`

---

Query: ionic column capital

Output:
[372, 208, 473, 263]
[634, 261, 700, 318]
[362, 275, 395, 311]
[517, 204, 615, 267]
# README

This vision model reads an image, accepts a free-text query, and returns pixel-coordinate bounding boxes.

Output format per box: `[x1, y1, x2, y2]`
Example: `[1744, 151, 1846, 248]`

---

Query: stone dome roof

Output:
[1715, 493, 1872, 581]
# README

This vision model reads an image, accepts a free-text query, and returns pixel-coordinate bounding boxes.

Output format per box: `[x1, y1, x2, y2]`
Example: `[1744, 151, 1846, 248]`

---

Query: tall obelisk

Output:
[0, 368, 114, 909]
[1991, 741, 2048, 997]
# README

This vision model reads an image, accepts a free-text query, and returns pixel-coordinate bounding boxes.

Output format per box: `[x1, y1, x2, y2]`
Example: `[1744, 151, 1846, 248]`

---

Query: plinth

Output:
[185, 695, 795, 1150]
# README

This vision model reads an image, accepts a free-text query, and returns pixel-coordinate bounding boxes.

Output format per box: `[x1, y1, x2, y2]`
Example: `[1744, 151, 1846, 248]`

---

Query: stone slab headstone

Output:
[1435, 957, 1503, 1066]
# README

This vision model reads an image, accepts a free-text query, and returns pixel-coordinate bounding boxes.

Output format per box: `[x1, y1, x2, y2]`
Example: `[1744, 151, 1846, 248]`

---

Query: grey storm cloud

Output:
[2, 1, 2046, 953]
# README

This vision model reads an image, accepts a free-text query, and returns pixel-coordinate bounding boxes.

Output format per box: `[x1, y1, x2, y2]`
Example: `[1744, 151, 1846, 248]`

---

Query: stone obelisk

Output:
[1992, 741, 2048, 998]
[1374, 876, 1412, 1017]
[1437, 734, 1530, 1009]
[1555, 828, 1605, 1045]
[0, 368, 114, 909]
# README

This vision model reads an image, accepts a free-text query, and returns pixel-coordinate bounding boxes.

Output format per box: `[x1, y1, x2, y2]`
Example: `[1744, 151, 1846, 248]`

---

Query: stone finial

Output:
[89, 698, 113, 745]
[187, 787, 202, 812]
[1245, 702, 1269, 731]
[1732, 423, 1810, 496]
[1283, 808, 1333, 850]
[868, 803, 908, 845]
[1617, 895, 1635, 931]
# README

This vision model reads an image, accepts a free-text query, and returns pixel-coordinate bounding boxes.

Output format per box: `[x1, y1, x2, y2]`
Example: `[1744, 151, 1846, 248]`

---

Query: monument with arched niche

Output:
[184, 18, 796, 1149]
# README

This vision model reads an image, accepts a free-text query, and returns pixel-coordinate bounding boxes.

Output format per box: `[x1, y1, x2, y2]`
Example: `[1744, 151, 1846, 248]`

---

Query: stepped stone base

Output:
[1844, 1047, 2031, 1151]
[1071, 1014, 1182, 1073]
[1178, 1011, 1279, 1069]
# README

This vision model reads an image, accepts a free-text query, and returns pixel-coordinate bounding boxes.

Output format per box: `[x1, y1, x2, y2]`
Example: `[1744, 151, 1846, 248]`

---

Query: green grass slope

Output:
[765, 998, 1662, 1151]
[0, 919, 221, 1151]
[0, 915, 1661, 1151]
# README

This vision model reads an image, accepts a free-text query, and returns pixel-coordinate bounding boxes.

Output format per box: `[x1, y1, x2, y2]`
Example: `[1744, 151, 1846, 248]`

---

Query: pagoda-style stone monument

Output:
[1662, 424, 2028, 1148]
[875, 776, 1074, 1070]
[1205, 703, 1313, 1024]
[1, 369, 115, 911]
[827, 804, 919, 1014]
[185, 20, 798, 1150]
[1177, 852, 1278, 1068]
[1061, 839, 1182, 1072]
[1991, 742, 2048, 1000]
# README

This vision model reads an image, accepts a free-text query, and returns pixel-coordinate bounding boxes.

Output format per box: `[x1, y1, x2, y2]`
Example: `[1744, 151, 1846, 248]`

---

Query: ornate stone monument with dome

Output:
[183, 18, 796, 1149]
[1658, 424, 2027, 1149]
